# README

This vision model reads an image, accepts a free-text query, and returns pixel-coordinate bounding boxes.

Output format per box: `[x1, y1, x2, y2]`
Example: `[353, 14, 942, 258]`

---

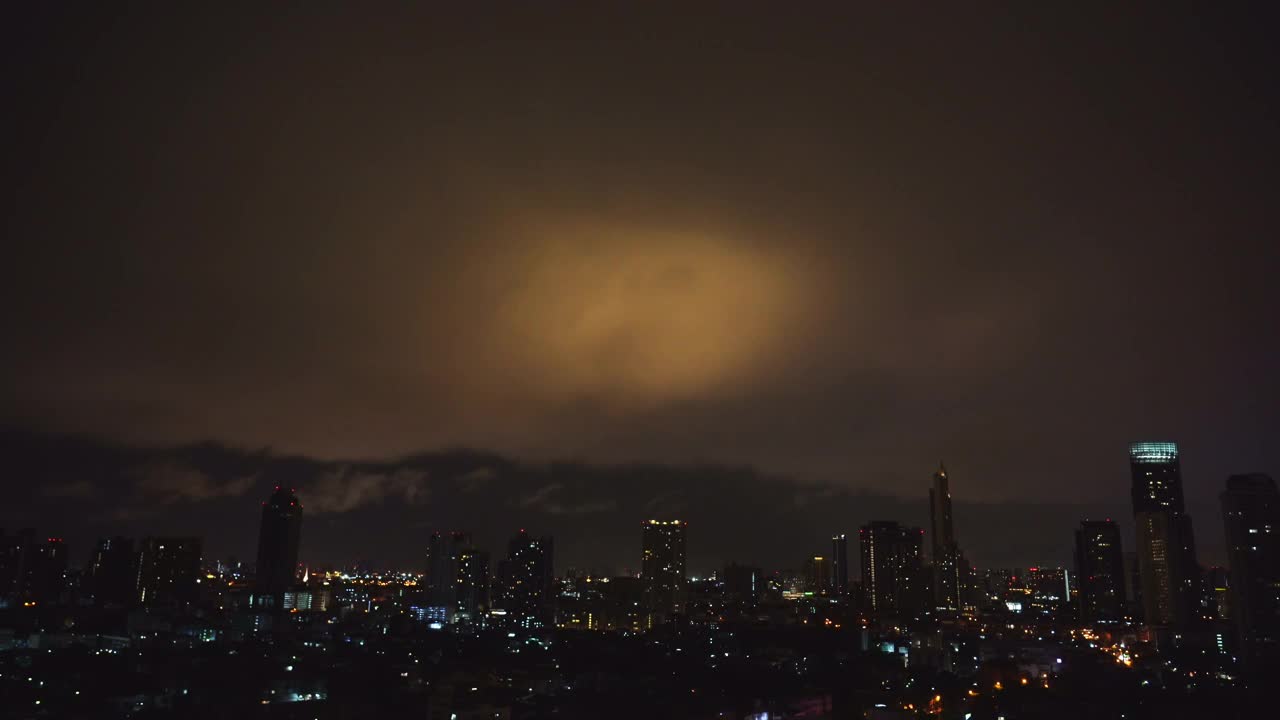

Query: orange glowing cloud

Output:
[487, 220, 817, 407]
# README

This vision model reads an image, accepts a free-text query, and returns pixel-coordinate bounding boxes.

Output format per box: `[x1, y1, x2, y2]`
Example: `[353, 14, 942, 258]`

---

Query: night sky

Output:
[3, 4, 1278, 572]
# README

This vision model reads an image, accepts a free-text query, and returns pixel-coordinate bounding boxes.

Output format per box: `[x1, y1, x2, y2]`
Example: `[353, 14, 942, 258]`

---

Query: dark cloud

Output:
[306, 466, 430, 514]
[0, 430, 1229, 573]
[519, 483, 618, 516]
[40, 479, 98, 501]
[128, 461, 257, 505]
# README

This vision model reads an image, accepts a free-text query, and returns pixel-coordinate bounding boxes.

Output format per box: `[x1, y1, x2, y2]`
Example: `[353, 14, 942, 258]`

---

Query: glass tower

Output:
[1129, 442, 1199, 628]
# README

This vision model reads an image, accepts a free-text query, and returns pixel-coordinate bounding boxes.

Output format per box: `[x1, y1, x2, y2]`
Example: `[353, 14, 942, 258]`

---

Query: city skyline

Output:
[2, 428, 1267, 573]
[3, 4, 1278, 716]
[4, 428, 1266, 573]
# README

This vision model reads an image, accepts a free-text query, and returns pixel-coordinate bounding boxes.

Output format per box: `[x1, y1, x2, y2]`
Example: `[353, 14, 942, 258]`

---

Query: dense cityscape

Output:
[1, 441, 1275, 718]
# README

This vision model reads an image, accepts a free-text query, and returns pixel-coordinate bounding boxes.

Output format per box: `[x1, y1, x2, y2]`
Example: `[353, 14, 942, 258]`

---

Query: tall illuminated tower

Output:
[641, 519, 687, 626]
[1129, 442, 1199, 628]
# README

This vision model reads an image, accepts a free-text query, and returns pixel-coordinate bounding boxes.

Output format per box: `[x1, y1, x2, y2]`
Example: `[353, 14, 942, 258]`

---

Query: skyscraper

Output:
[136, 537, 201, 606]
[804, 555, 832, 595]
[499, 529, 554, 628]
[1131, 442, 1186, 514]
[22, 537, 68, 605]
[0, 529, 31, 603]
[88, 536, 136, 607]
[860, 521, 925, 617]
[1129, 442, 1199, 628]
[426, 531, 470, 611]
[1221, 473, 1280, 663]
[254, 486, 303, 609]
[0, 529, 65, 605]
[929, 463, 964, 612]
[455, 546, 491, 623]
[1075, 520, 1127, 623]
[724, 563, 764, 608]
[641, 519, 688, 625]
[831, 534, 850, 597]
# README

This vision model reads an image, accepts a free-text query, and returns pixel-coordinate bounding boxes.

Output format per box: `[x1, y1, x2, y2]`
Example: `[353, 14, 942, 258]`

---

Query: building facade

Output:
[254, 486, 303, 609]
[136, 537, 201, 606]
[804, 555, 832, 595]
[831, 534, 850, 597]
[1075, 519, 1127, 623]
[499, 529, 554, 628]
[455, 546, 491, 623]
[929, 464, 965, 612]
[1221, 473, 1280, 663]
[1129, 442, 1199, 628]
[641, 520, 688, 626]
[89, 536, 136, 607]
[426, 531, 470, 612]
[860, 521, 925, 617]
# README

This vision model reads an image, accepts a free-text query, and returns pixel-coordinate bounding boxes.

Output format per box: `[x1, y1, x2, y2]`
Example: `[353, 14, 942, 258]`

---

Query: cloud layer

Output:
[306, 467, 429, 514]
[0, 430, 1232, 573]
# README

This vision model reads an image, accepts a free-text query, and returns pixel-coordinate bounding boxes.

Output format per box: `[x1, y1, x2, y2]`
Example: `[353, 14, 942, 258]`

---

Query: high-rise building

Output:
[1124, 551, 1143, 623]
[831, 534, 850, 597]
[724, 563, 764, 608]
[1129, 442, 1199, 627]
[641, 519, 688, 625]
[1026, 566, 1071, 618]
[1205, 566, 1230, 621]
[88, 536, 136, 607]
[804, 555, 832, 595]
[1075, 520, 1127, 623]
[136, 537, 201, 606]
[426, 531, 470, 611]
[0, 529, 32, 603]
[977, 568, 1017, 611]
[859, 521, 925, 617]
[254, 486, 302, 609]
[1221, 473, 1280, 663]
[1131, 442, 1186, 514]
[0, 530, 66, 605]
[455, 546, 491, 622]
[929, 464, 965, 612]
[499, 529, 553, 628]
[23, 537, 68, 604]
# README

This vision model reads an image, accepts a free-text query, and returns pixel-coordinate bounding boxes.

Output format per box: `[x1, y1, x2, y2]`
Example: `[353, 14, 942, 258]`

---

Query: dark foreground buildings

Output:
[88, 536, 136, 607]
[1221, 473, 1280, 664]
[1075, 519, 1127, 623]
[136, 537, 201, 606]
